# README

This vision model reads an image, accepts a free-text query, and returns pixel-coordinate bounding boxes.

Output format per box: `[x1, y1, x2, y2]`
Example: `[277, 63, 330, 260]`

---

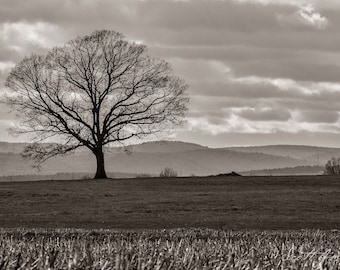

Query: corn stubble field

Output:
[0, 229, 340, 269]
[1, 176, 340, 269]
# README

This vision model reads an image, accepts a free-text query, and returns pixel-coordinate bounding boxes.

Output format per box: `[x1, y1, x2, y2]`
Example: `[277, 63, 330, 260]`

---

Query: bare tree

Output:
[5, 30, 189, 179]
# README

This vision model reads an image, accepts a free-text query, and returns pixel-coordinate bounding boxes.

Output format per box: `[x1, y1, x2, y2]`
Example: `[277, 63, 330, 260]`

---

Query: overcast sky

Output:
[1, 0, 340, 147]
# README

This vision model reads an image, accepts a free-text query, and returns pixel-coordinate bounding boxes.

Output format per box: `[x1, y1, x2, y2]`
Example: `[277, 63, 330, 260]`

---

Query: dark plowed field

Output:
[1, 175, 339, 229]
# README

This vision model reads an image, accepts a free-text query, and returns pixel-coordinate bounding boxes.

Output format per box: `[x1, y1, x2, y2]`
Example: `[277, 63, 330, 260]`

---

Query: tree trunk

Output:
[94, 149, 108, 179]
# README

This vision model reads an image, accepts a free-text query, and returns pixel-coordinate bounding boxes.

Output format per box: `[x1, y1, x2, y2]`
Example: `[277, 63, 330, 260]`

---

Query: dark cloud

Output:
[188, 96, 232, 115]
[231, 60, 340, 83]
[299, 111, 340, 123]
[149, 46, 296, 63]
[239, 108, 291, 122]
[190, 81, 303, 99]
[0, 0, 289, 31]
[279, 94, 340, 112]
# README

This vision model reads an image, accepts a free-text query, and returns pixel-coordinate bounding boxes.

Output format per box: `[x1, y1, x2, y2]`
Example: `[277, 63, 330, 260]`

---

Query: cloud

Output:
[184, 67, 340, 137]
[297, 111, 339, 123]
[234, 0, 330, 24]
[151, 45, 340, 83]
[0, 21, 63, 51]
[232, 0, 340, 9]
[186, 114, 340, 135]
[230, 59, 340, 83]
[276, 5, 329, 30]
[298, 5, 329, 29]
[0, 21, 62, 94]
[232, 75, 340, 96]
[0, 62, 15, 74]
[239, 107, 291, 121]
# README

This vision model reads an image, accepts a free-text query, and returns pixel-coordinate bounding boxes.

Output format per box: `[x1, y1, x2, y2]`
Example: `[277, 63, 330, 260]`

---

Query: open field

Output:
[0, 175, 339, 229]
[0, 228, 340, 269]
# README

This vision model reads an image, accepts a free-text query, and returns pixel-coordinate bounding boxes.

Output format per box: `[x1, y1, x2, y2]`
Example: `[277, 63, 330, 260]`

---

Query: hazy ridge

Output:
[0, 141, 336, 179]
[230, 145, 340, 164]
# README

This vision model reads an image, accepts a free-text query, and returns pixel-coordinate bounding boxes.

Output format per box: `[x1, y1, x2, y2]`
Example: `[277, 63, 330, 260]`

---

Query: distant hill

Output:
[121, 140, 207, 153]
[241, 165, 325, 176]
[0, 141, 338, 179]
[229, 145, 340, 164]
[102, 148, 307, 176]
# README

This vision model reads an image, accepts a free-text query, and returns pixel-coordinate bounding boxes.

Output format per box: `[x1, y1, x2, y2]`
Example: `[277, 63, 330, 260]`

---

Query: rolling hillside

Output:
[102, 148, 307, 176]
[0, 141, 335, 178]
[229, 145, 340, 164]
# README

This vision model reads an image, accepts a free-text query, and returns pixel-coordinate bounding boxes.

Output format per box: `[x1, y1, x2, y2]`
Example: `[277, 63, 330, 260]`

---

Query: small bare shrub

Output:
[325, 157, 340, 175]
[160, 167, 178, 177]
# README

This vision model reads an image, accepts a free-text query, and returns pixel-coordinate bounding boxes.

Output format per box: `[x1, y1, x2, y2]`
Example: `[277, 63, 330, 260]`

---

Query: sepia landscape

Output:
[0, 140, 337, 179]
[1, 0, 340, 269]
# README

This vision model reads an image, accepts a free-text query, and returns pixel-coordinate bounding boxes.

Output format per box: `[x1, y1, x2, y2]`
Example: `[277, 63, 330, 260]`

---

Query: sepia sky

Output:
[1, 0, 340, 147]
